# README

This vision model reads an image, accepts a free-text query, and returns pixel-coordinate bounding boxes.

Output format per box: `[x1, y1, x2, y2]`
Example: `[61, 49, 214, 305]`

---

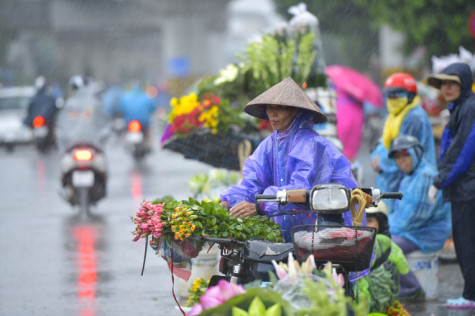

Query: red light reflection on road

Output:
[37, 160, 45, 194]
[74, 226, 97, 316]
[131, 171, 143, 200]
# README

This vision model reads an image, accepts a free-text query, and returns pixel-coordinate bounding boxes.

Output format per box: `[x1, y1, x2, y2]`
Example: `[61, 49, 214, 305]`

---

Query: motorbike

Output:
[60, 144, 107, 217]
[32, 115, 55, 152]
[205, 184, 402, 298]
[124, 120, 149, 162]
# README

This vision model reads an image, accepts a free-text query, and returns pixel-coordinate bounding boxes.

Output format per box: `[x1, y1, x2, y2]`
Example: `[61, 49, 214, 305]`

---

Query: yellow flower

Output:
[192, 278, 203, 292]
[169, 93, 201, 123]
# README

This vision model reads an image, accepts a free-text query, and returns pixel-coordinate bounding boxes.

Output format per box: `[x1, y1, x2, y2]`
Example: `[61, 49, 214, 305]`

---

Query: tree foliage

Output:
[354, 0, 475, 57]
[273, 0, 475, 70]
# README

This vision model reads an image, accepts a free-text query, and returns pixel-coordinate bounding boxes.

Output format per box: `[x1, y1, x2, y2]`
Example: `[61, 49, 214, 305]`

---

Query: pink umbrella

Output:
[325, 65, 384, 108]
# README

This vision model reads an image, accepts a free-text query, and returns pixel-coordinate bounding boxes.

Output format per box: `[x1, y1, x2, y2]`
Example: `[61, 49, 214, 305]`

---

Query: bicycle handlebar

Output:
[380, 192, 403, 200]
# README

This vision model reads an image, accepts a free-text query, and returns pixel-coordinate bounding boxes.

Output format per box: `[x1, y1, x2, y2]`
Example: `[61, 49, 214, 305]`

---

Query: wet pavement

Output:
[0, 125, 472, 316]
[0, 127, 213, 316]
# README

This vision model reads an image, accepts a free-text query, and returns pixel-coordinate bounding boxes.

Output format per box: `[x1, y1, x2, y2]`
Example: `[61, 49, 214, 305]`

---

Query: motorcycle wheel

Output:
[78, 187, 90, 219]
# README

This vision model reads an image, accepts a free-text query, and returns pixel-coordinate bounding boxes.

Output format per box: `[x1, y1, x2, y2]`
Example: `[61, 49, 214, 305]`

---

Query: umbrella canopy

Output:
[325, 65, 384, 108]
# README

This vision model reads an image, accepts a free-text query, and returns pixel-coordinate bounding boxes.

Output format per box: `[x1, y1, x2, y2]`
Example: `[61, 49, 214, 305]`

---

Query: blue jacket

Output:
[24, 88, 57, 127]
[220, 111, 359, 242]
[371, 105, 437, 211]
[433, 63, 475, 202]
[389, 147, 451, 253]
[118, 87, 158, 128]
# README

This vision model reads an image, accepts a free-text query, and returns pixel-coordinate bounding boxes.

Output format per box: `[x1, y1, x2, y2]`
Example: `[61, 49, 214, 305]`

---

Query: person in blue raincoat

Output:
[219, 77, 359, 242]
[387, 135, 451, 300]
[118, 82, 158, 148]
[371, 73, 437, 213]
[426, 62, 475, 308]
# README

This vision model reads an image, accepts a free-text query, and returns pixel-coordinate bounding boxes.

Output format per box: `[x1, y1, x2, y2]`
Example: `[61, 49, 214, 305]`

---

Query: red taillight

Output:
[33, 116, 45, 128]
[74, 149, 93, 161]
[128, 120, 141, 133]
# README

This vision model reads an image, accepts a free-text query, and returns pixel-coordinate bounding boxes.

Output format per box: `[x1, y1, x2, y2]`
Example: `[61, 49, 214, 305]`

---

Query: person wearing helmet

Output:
[387, 134, 451, 301]
[371, 73, 437, 213]
[355, 201, 410, 314]
[426, 62, 475, 309]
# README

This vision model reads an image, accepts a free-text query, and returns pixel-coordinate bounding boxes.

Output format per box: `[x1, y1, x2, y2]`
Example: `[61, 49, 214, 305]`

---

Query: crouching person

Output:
[355, 201, 410, 314]
[388, 135, 451, 301]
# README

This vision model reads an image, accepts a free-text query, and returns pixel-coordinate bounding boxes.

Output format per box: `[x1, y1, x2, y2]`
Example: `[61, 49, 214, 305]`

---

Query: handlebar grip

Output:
[286, 189, 307, 203]
[381, 192, 403, 200]
[255, 194, 277, 200]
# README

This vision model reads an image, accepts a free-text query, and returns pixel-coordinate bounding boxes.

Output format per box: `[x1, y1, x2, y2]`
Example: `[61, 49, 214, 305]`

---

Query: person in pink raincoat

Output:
[335, 88, 365, 162]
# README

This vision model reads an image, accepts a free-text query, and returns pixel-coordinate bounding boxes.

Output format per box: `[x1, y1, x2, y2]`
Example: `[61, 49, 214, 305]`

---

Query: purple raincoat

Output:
[221, 111, 358, 241]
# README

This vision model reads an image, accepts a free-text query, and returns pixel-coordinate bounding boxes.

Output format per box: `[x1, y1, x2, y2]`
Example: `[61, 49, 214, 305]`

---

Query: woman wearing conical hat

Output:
[220, 78, 358, 242]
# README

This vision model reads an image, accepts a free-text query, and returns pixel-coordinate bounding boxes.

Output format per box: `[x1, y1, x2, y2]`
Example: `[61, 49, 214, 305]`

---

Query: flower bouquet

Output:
[131, 198, 283, 280]
[185, 254, 369, 316]
[160, 93, 267, 170]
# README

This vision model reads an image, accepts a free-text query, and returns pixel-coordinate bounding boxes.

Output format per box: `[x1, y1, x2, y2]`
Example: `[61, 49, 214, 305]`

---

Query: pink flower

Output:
[195, 280, 246, 311]
[199, 286, 223, 309]
[187, 303, 202, 316]
[218, 280, 246, 300]
[272, 260, 288, 281]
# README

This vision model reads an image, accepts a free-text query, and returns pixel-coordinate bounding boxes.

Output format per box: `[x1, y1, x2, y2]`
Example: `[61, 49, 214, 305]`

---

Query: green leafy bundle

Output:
[153, 197, 283, 243]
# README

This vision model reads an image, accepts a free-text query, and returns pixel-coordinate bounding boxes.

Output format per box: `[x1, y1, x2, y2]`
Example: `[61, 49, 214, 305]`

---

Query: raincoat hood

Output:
[428, 63, 473, 103]
[389, 156, 451, 252]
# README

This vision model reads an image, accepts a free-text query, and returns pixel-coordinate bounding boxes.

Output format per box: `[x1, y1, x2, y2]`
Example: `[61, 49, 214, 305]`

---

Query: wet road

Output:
[0, 127, 472, 316]
[0, 131, 212, 316]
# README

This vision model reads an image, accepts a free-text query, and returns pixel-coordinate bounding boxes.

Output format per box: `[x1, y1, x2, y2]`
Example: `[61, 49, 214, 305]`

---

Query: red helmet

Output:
[383, 73, 418, 95]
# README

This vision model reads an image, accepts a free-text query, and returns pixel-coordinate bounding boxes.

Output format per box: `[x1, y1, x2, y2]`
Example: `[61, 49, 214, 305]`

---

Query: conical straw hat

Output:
[244, 77, 327, 124]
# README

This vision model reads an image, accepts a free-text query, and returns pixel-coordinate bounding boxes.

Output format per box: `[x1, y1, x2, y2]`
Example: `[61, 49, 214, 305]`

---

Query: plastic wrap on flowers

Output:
[162, 129, 264, 170]
[155, 238, 204, 281]
[272, 274, 332, 311]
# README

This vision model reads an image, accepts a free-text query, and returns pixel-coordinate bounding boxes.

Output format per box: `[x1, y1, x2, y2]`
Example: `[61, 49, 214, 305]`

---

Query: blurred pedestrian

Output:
[388, 135, 451, 301]
[426, 62, 475, 309]
[356, 201, 410, 314]
[371, 73, 437, 212]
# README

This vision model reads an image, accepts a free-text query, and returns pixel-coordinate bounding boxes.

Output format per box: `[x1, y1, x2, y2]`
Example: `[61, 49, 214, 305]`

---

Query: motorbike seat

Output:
[245, 239, 293, 263]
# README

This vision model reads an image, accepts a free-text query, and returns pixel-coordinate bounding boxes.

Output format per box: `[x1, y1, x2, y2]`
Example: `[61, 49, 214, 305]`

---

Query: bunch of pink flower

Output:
[131, 201, 166, 242]
[188, 280, 246, 316]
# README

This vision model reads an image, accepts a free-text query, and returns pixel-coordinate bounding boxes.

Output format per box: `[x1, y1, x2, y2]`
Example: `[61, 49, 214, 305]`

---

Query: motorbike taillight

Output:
[33, 115, 45, 128]
[128, 120, 141, 133]
[74, 149, 93, 161]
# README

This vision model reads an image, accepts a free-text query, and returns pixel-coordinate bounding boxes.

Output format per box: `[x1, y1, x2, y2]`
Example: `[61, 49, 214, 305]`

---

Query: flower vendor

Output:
[219, 77, 359, 242]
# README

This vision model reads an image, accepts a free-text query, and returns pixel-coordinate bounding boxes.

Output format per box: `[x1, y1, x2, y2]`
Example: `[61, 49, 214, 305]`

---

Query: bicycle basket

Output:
[290, 225, 376, 271]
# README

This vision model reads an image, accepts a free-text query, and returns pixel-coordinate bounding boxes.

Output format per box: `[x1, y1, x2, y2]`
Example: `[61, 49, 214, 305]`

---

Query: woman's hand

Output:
[220, 200, 229, 209]
[229, 201, 257, 219]
[371, 154, 381, 173]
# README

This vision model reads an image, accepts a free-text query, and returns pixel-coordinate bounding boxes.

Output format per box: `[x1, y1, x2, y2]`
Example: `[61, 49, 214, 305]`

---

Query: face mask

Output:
[386, 97, 408, 114]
